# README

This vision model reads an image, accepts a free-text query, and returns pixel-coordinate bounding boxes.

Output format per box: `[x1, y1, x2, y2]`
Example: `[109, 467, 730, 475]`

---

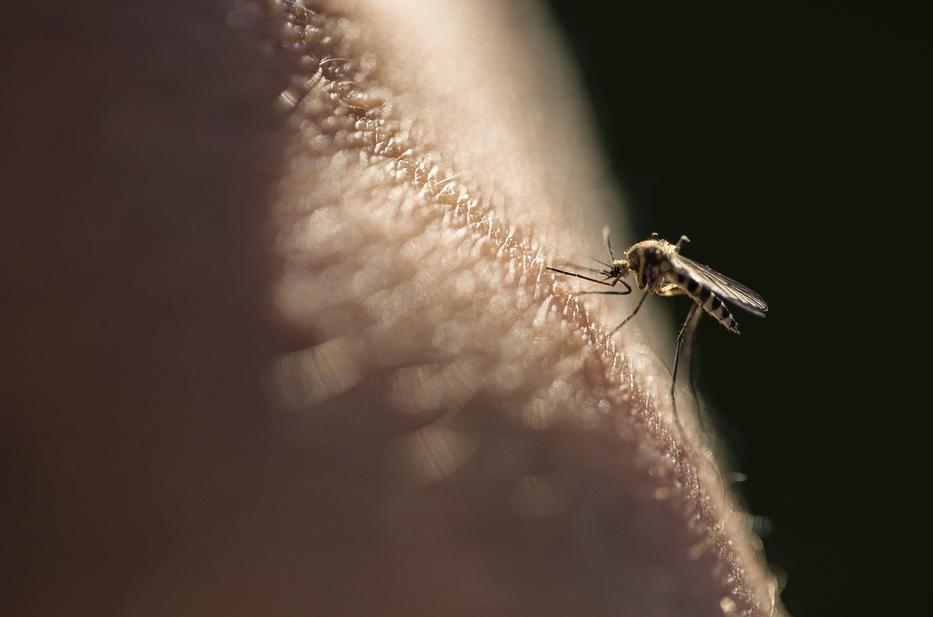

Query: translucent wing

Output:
[671, 254, 769, 317]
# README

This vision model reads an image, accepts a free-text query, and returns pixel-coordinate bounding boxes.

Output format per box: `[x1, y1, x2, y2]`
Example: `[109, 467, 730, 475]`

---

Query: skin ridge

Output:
[264, 1, 619, 364]
[257, 1, 780, 614]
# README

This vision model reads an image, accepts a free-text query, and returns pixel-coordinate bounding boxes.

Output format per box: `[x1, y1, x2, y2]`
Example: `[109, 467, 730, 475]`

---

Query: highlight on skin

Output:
[6, 1, 784, 615]
[242, 1, 787, 616]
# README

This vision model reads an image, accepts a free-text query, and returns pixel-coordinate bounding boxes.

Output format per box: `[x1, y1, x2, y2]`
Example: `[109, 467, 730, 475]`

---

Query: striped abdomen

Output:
[673, 273, 740, 334]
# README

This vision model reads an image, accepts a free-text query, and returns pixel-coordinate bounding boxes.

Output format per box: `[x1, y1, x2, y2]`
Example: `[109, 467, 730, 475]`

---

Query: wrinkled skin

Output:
[4, 1, 783, 616]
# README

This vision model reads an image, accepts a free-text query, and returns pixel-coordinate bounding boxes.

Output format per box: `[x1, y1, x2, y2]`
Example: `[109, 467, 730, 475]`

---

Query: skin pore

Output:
[6, 1, 783, 615]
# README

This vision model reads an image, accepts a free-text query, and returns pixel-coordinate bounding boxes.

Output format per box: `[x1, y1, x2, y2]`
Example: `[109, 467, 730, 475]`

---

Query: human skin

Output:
[5, 1, 782, 616]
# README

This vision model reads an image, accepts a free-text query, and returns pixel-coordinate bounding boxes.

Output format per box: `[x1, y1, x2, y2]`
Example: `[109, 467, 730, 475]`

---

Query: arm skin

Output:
[4, 1, 783, 616]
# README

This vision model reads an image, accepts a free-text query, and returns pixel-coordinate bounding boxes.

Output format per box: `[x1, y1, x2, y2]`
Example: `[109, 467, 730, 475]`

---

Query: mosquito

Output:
[546, 231, 768, 434]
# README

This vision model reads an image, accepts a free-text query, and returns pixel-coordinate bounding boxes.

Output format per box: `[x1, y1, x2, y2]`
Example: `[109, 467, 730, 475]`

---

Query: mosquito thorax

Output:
[626, 238, 674, 259]
[626, 238, 677, 288]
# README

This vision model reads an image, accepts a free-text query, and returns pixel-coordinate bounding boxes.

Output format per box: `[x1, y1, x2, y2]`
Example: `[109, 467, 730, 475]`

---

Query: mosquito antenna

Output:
[602, 225, 616, 260]
[560, 262, 604, 275]
[590, 257, 613, 268]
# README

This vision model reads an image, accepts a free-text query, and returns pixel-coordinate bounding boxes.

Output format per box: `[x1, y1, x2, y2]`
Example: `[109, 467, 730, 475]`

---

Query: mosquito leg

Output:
[609, 290, 650, 334]
[576, 278, 631, 294]
[670, 303, 702, 444]
[673, 304, 727, 511]
[545, 267, 616, 286]
[656, 283, 686, 297]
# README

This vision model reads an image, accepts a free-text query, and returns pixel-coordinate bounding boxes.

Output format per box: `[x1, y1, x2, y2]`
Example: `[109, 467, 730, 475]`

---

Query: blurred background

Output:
[544, 1, 930, 615]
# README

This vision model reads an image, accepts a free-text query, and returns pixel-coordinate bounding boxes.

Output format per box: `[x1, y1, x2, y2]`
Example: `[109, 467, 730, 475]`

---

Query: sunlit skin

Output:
[7, 1, 783, 616]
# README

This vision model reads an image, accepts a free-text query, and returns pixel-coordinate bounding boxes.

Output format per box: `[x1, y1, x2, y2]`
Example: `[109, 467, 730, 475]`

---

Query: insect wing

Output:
[671, 254, 769, 317]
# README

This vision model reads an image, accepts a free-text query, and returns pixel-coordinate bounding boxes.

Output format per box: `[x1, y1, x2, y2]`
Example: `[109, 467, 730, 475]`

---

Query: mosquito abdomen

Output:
[674, 273, 740, 334]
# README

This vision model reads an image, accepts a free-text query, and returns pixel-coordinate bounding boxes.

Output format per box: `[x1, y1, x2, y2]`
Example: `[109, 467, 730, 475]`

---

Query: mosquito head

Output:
[623, 243, 654, 288]
[607, 258, 632, 280]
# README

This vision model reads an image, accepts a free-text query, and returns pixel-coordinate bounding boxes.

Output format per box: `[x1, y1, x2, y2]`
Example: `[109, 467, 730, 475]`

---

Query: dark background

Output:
[545, 1, 930, 615]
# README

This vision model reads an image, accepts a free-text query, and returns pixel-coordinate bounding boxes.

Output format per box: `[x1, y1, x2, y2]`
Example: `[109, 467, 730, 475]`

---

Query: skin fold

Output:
[5, 1, 783, 615]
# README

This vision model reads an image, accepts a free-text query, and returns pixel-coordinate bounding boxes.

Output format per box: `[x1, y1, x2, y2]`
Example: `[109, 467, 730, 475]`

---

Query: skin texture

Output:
[4, 1, 783, 616]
